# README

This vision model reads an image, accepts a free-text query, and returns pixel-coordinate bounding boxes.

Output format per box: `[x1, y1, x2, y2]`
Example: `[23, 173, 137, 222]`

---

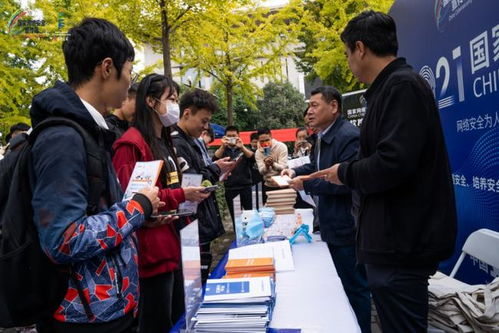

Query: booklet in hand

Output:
[122, 160, 163, 201]
[270, 175, 292, 187]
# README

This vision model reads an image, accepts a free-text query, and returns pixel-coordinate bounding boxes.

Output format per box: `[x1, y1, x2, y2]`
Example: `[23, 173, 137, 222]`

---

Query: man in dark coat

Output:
[284, 86, 371, 333]
[311, 10, 457, 333]
[171, 89, 234, 282]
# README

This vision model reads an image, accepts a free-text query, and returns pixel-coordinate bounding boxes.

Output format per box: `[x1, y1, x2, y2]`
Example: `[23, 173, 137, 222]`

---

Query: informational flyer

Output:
[122, 160, 163, 201]
[178, 173, 203, 213]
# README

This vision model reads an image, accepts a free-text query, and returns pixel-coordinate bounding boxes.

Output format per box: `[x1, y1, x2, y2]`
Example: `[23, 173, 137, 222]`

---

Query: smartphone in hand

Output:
[201, 185, 219, 193]
[150, 209, 195, 219]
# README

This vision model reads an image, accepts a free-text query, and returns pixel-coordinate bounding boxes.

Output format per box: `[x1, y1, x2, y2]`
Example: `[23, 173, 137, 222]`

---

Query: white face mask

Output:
[155, 102, 180, 127]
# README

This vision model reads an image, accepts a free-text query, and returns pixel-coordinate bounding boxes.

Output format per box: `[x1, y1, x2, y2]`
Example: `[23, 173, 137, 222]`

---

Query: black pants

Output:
[225, 186, 253, 227]
[327, 244, 371, 333]
[200, 243, 212, 284]
[365, 264, 437, 333]
[44, 312, 135, 333]
[138, 271, 176, 333]
[171, 268, 186, 324]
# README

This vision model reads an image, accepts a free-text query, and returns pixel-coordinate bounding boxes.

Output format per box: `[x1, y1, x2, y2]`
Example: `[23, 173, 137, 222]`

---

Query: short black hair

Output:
[310, 86, 342, 110]
[225, 125, 239, 134]
[250, 132, 259, 141]
[9, 122, 30, 133]
[179, 89, 218, 117]
[6, 122, 30, 143]
[128, 82, 139, 98]
[295, 127, 307, 137]
[63, 18, 135, 87]
[340, 10, 398, 57]
[256, 128, 271, 138]
[303, 107, 309, 117]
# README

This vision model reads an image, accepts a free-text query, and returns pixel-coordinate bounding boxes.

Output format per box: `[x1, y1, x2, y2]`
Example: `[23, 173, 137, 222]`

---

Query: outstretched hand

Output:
[308, 164, 342, 185]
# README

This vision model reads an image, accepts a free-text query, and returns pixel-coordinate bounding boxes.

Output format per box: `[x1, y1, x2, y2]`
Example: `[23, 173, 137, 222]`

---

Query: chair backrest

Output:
[450, 228, 499, 277]
[462, 229, 499, 268]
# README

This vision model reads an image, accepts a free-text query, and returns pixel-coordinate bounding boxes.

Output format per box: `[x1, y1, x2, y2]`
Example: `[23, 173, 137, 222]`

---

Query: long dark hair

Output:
[134, 73, 181, 183]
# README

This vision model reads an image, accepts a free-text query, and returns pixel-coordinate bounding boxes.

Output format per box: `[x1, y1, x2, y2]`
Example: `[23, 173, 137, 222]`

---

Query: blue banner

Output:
[390, 0, 499, 283]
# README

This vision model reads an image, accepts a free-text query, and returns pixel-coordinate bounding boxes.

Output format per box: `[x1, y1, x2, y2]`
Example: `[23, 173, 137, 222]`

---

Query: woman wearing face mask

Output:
[112, 74, 209, 333]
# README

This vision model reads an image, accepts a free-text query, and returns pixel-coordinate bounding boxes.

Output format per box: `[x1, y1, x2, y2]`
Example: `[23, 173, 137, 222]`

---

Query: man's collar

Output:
[80, 98, 109, 130]
[319, 119, 336, 138]
[320, 116, 344, 143]
[365, 57, 407, 101]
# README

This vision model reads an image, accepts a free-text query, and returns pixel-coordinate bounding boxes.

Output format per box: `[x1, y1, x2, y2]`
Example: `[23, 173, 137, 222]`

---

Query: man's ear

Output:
[330, 99, 339, 115]
[182, 108, 191, 119]
[356, 41, 366, 59]
[98, 57, 113, 80]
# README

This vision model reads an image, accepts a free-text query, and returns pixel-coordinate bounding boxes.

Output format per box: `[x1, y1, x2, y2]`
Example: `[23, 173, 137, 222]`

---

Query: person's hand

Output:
[264, 156, 274, 167]
[308, 163, 342, 185]
[221, 136, 230, 148]
[215, 156, 235, 174]
[138, 186, 165, 214]
[235, 137, 244, 149]
[302, 141, 312, 151]
[184, 186, 211, 202]
[288, 176, 306, 191]
[144, 214, 178, 228]
[281, 168, 296, 178]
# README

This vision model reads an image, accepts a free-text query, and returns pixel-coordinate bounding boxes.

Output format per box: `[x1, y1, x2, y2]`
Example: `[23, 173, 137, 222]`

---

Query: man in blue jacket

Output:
[283, 86, 371, 333]
[29, 18, 163, 332]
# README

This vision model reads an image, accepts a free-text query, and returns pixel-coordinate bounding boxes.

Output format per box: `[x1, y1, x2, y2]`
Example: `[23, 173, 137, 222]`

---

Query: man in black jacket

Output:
[311, 11, 457, 333]
[171, 89, 234, 282]
[213, 125, 255, 227]
[283, 86, 371, 333]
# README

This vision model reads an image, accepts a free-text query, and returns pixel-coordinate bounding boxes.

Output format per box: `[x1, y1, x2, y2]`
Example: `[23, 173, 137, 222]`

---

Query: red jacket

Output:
[112, 127, 186, 278]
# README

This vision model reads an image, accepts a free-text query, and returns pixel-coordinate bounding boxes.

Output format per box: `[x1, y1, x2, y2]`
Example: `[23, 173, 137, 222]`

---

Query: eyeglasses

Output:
[131, 71, 139, 85]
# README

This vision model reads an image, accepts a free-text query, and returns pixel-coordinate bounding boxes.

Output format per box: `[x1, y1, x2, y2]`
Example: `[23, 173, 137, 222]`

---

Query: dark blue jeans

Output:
[365, 264, 437, 333]
[327, 244, 371, 333]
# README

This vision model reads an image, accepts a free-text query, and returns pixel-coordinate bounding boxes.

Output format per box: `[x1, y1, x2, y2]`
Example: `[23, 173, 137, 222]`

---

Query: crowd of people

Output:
[0, 9, 457, 333]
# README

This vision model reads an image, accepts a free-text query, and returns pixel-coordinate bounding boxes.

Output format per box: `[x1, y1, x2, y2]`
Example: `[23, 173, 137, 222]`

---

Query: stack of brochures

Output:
[192, 277, 276, 332]
[265, 188, 297, 215]
[224, 257, 275, 279]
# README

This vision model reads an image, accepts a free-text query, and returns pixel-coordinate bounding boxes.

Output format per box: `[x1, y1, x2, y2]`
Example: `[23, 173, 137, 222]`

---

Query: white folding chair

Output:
[449, 228, 499, 278]
[428, 228, 499, 332]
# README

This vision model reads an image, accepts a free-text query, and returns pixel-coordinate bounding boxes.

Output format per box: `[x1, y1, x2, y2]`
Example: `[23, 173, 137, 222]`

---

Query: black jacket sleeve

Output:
[339, 81, 429, 194]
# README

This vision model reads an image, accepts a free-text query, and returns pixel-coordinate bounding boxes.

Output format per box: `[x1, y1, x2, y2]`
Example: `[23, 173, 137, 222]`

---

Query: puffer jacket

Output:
[29, 81, 150, 323]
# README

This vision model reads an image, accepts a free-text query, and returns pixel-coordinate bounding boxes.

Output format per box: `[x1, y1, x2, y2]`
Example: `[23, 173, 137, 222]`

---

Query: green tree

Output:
[0, 0, 70, 131]
[293, 0, 393, 92]
[177, 2, 300, 126]
[210, 85, 260, 131]
[106, 0, 229, 78]
[256, 82, 306, 129]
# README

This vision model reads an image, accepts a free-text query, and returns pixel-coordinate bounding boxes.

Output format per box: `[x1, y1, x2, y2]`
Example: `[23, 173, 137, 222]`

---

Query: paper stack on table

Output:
[228, 241, 294, 272]
[265, 188, 296, 215]
[192, 277, 276, 332]
[224, 257, 275, 279]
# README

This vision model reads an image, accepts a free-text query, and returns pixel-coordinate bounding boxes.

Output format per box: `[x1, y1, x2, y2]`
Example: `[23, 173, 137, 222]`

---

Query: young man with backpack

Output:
[1, 18, 163, 333]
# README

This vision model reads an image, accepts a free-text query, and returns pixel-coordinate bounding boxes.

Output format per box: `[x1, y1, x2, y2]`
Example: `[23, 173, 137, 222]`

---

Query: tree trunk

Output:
[159, 0, 172, 79]
[226, 82, 234, 126]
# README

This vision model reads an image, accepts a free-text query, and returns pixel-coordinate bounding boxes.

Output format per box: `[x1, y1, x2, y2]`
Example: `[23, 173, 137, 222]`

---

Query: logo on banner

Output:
[434, 0, 473, 32]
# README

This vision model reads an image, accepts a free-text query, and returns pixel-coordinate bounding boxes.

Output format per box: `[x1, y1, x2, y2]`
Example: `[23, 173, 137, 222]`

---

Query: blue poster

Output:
[390, 0, 499, 283]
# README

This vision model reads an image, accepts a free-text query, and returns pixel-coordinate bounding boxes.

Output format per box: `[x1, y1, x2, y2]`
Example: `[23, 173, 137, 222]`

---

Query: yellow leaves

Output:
[296, 0, 394, 91]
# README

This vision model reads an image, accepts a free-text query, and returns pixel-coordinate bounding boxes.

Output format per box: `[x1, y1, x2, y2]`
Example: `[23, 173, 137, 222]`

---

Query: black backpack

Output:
[0, 117, 108, 327]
